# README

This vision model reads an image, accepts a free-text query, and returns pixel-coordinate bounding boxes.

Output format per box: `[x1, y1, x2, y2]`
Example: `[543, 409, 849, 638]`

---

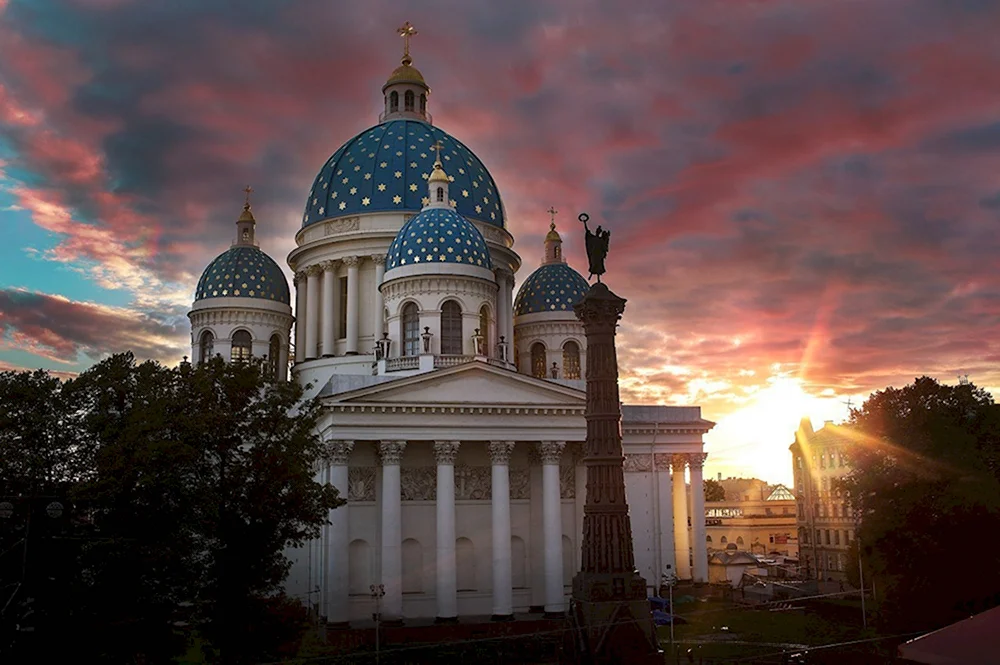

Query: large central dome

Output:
[302, 119, 506, 229]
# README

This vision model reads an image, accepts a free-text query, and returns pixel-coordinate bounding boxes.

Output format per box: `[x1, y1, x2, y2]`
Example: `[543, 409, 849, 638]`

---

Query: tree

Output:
[703, 478, 726, 502]
[842, 377, 1000, 632]
[1, 354, 343, 663]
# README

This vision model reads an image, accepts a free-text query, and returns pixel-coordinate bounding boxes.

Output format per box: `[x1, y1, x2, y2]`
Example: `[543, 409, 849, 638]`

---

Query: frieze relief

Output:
[560, 464, 576, 499]
[348, 467, 376, 501]
[623, 453, 652, 473]
[401, 467, 436, 501]
[324, 217, 360, 235]
[455, 465, 491, 500]
[510, 467, 529, 500]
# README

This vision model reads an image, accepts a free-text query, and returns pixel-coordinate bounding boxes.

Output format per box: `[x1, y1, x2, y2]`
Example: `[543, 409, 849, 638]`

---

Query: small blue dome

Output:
[386, 208, 492, 271]
[514, 263, 590, 316]
[195, 245, 290, 304]
[302, 119, 505, 229]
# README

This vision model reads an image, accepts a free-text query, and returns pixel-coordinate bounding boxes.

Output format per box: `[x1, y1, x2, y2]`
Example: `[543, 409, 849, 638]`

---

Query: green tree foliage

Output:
[842, 376, 1000, 632]
[703, 478, 726, 502]
[0, 354, 344, 663]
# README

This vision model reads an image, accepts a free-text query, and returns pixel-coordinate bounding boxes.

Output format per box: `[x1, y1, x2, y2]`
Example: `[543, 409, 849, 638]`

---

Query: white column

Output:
[488, 440, 515, 620]
[344, 256, 360, 355]
[538, 441, 566, 616]
[372, 255, 386, 352]
[294, 272, 307, 363]
[690, 452, 708, 584]
[326, 440, 353, 625]
[656, 454, 676, 577]
[379, 440, 406, 623]
[305, 266, 321, 359]
[672, 455, 692, 580]
[433, 441, 460, 622]
[321, 261, 336, 357]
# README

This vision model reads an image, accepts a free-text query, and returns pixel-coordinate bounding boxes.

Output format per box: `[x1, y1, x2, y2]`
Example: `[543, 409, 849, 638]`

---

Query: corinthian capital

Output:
[378, 440, 407, 465]
[370, 254, 386, 266]
[689, 452, 708, 470]
[671, 454, 688, 473]
[488, 440, 515, 466]
[305, 264, 323, 277]
[433, 441, 461, 465]
[537, 441, 566, 465]
[342, 255, 361, 268]
[326, 439, 354, 465]
[321, 259, 339, 272]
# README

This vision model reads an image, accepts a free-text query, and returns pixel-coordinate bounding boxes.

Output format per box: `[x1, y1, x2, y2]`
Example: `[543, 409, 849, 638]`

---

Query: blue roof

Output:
[302, 119, 505, 229]
[386, 208, 492, 272]
[195, 245, 290, 304]
[513, 262, 590, 315]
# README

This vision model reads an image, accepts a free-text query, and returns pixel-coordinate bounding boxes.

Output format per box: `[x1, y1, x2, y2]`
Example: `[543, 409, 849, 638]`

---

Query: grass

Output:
[657, 596, 879, 662]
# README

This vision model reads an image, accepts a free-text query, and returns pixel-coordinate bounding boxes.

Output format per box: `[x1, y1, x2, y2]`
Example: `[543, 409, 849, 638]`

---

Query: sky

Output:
[2, 0, 1000, 486]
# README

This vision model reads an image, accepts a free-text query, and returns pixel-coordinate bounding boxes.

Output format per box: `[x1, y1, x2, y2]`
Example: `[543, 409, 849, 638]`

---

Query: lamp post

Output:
[370, 583, 386, 664]
[662, 565, 678, 655]
[421, 326, 432, 354]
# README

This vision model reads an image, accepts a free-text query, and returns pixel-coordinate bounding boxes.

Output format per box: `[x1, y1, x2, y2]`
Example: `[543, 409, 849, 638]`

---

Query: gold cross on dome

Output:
[547, 206, 558, 223]
[243, 185, 254, 206]
[429, 140, 445, 163]
[398, 21, 417, 60]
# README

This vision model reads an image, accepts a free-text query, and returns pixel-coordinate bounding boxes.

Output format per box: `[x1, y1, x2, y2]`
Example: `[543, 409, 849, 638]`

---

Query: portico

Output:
[286, 362, 713, 624]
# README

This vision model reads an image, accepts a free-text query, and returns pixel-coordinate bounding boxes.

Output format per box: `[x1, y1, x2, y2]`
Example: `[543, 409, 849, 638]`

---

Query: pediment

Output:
[325, 362, 585, 406]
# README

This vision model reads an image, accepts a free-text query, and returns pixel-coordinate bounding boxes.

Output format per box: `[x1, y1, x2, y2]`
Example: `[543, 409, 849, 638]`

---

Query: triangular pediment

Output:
[325, 361, 586, 406]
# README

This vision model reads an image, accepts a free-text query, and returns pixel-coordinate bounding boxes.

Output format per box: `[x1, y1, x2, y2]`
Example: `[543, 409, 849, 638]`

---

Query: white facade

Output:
[186, 38, 714, 623]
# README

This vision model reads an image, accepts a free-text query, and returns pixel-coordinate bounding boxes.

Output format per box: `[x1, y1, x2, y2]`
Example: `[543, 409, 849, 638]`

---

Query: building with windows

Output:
[705, 483, 798, 558]
[789, 418, 855, 581]
[187, 28, 714, 625]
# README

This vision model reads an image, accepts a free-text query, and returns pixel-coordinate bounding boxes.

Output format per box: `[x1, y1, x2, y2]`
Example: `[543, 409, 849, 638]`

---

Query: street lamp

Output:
[662, 564, 679, 655]
[370, 583, 386, 664]
[421, 327, 433, 353]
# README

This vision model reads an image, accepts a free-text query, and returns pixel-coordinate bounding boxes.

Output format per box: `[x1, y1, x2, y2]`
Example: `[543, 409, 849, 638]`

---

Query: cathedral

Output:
[188, 25, 713, 625]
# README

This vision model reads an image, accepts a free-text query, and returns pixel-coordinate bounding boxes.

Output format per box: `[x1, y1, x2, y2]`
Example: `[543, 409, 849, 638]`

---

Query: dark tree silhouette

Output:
[842, 376, 1000, 632]
[0, 354, 343, 663]
[703, 478, 726, 502]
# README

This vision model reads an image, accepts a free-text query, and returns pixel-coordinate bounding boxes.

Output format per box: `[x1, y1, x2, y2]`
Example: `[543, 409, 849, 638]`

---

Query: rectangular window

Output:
[815, 529, 821, 544]
[834, 530, 840, 545]
[338, 277, 348, 338]
[825, 529, 831, 545]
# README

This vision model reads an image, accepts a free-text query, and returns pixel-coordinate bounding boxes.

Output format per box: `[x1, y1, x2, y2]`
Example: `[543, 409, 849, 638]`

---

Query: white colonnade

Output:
[293, 255, 371, 362]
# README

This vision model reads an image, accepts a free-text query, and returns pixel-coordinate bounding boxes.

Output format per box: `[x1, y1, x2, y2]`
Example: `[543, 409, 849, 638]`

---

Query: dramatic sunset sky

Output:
[2, 0, 999, 485]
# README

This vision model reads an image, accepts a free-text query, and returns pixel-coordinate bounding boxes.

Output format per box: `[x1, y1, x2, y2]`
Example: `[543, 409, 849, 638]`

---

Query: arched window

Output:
[736, 536, 744, 547]
[440, 300, 463, 355]
[436, 186, 444, 202]
[268, 334, 281, 380]
[402, 302, 420, 356]
[419, 93, 427, 114]
[389, 91, 399, 112]
[562, 341, 581, 379]
[706, 535, 713, 543]
[720, 536, 728, 544]
[231, 330, 252, 362]
[531, 342, 546, 379]
[199, 330, 214, 363]
[479, 305, 490, 353]
[404, 90, 414, 111]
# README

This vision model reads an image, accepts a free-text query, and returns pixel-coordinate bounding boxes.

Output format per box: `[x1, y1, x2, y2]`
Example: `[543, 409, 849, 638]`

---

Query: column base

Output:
[345, 351, 359, 356]
[490, 613, 515, 622]
[434, 616, 459, 625]
[528, 605, 545, 614]
[322, 354, 335, 358]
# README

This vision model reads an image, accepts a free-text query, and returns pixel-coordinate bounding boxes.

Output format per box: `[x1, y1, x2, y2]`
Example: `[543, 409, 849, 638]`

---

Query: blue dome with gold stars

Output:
[303, 119, 505, 229]
[514, 263, 590, 316]
[385, 208, 492, 272]
[195, 245, 290, 304]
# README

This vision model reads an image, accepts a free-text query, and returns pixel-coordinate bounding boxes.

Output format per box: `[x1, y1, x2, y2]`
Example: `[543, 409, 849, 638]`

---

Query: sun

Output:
[705, 376, 850, 485]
